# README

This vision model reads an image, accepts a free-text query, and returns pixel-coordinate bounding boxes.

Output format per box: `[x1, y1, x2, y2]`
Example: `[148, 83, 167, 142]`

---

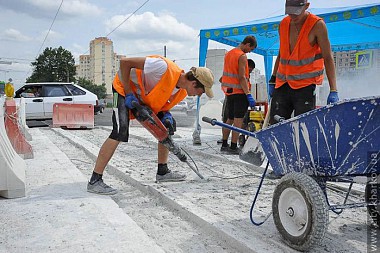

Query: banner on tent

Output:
[356, 50, 373, 69]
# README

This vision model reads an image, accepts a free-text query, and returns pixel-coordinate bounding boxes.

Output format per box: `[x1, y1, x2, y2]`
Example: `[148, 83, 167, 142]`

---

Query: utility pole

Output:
[66, 66, 69, 82]
[164, 45, 167, 58]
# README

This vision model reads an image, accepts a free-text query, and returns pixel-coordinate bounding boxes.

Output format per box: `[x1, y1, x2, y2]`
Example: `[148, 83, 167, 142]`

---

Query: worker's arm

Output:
[118, 57, 146, 94]
[238, 54, 250, 94]
[315, 20, 337, 91]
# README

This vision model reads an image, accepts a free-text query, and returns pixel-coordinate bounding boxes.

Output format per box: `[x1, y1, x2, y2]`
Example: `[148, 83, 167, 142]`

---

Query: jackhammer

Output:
[131, 101, 204, 179]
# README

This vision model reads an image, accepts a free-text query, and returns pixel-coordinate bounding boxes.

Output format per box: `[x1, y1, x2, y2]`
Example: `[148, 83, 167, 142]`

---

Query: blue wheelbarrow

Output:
[202, 96, 380, 251]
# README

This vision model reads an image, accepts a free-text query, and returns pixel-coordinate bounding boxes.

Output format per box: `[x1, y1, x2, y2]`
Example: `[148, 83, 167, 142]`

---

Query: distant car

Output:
[14, 82, 98, 120]
[171, 100, 188, 112]
[94, 99, 106, 114]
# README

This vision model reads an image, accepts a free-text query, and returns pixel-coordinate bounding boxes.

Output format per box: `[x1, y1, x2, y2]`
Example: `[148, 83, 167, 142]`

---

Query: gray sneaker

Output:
[156, 170, 186, 182]
[87, 179, 117, 195]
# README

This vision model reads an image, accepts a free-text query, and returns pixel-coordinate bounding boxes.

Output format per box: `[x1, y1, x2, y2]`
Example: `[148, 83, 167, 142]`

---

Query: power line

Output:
[24, 0, 64, 81]
[81, 0, 150, 56]
[35, 0, 64, 58]
[105, 0, 150, 38]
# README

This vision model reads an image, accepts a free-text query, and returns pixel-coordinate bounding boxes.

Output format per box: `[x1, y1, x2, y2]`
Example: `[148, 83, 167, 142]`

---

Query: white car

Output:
[171, 100, 188, 112]
[14, 82, 98, 120]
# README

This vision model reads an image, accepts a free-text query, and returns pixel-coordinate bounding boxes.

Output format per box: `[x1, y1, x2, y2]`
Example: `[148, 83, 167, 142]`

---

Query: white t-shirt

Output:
[143, 57, 178, 95]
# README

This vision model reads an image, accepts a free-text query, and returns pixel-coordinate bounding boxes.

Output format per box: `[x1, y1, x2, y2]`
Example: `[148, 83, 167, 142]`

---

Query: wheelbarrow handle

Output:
[201, 117, 257, 138]
[202, 116, 216, 125]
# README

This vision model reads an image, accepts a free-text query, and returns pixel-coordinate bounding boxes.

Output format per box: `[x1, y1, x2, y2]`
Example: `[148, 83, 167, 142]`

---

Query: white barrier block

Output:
[0, 97, 26, 198]
[17, 97, 32, 141]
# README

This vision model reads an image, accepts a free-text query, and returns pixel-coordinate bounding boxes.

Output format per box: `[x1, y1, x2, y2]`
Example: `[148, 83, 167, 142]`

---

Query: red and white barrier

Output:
[52, 103, 94, 129]
[4, 99, 34, 159]
[0, 97, 26, 198]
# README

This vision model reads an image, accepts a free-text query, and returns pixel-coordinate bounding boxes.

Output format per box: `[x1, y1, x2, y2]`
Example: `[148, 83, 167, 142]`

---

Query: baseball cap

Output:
[285, 0, 307, 15]
[191, 67, 214, 98]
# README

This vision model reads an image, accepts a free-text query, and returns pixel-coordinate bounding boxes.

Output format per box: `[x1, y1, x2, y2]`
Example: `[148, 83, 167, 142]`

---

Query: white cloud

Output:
[60, 0, 102, 17]
[36, 29, 63, 43]
[106, 12, 198, 41]
[106, 11, 200, 71]
[0, 0, 102, 19]
[1, 29, 33, 42]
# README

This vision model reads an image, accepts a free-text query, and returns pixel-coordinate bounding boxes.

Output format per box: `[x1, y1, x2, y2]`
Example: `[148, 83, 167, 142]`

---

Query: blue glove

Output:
[268, 84, 275, 98]
[246, 93, 256, 108]
[125, 93, 139, 109]
[268, 75, 276, 98]
[161, 112, 173, 126]
[327, 91, 339, 104]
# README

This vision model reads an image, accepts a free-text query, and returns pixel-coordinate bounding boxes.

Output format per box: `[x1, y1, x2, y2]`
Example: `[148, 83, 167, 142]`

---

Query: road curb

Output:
[51, 127, 294, 253]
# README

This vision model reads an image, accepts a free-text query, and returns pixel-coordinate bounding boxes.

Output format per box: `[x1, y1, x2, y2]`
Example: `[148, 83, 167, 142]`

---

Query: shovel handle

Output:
[202, 117, 257, 138]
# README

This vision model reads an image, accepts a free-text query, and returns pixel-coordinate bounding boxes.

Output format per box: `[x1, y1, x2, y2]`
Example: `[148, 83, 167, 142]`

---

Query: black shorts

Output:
[269, 82, 316, 125]
[225, 93, 249, 120]
[222, 96, 229, 122]
[109, 91, 130, 142]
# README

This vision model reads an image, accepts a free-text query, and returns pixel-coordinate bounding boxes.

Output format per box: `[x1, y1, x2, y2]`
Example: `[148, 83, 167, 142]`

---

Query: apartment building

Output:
[76, 37, 125, 95]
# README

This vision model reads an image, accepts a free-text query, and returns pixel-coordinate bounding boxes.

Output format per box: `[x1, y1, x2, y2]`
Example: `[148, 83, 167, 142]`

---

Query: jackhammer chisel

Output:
[131, 101, 204, 179]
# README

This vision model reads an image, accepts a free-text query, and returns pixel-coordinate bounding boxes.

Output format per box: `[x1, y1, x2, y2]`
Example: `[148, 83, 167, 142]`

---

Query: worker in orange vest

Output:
[220, 36, 257, 154]
[268, 0, 338, 125]
[87, 55, 214, 195]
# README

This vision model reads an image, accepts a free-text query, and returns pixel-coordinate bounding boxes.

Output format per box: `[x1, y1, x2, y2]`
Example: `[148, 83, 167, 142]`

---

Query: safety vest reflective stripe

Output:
[277, 69, 324, 81]
[279, 53, 323, 66]
[222, 71, 239, 78]
[221, 82, 242, 89]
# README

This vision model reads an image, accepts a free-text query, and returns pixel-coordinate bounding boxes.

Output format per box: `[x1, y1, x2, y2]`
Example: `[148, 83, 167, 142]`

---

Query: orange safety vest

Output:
[113, 55, 188, 114]
[276, 13, 325, 89]
[221, 48, 250, 95]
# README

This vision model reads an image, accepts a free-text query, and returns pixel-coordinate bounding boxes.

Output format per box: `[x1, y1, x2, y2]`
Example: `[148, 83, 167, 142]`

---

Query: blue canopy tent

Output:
[192, 3, 380, 143]
[198, 3, 380, 85]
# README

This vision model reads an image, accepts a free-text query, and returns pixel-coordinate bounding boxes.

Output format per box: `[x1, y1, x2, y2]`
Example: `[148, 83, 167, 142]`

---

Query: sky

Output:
[0, 0, 379, 88]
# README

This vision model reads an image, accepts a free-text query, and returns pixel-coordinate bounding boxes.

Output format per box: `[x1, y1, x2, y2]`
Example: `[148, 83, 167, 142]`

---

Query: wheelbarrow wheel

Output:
[272, 172, 329, 251]
[365, 183, 380, 227]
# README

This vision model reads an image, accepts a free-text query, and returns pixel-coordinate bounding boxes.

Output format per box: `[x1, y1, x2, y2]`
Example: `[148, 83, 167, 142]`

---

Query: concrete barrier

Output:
[52, 103, 94, 129]
[0, 97, 26, 198]
[17, 97, 32, 141]
[4, 99, 34, 159]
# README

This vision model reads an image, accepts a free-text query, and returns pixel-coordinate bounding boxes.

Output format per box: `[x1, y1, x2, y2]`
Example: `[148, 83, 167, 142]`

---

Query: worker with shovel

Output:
[87, 55, 214, 195]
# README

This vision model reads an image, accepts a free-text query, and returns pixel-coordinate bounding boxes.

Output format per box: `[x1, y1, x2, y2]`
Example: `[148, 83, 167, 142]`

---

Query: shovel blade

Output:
[239, 136, 265, 166]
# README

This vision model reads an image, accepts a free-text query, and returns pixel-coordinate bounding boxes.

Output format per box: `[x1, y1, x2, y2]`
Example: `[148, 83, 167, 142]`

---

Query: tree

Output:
[27, 46, 76, 83]
[77, 77, 107, 99]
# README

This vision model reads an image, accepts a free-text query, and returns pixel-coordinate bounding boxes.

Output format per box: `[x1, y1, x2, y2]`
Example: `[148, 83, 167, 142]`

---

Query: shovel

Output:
[239, 103, 271, 166]
[201, 120, 264, 167]
[202, 104, 270, 167]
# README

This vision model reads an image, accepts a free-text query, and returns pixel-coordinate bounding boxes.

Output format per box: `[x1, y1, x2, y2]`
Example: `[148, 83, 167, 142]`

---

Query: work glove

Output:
[246, 93, 256, 108]
[161, 112, 173, 126]
[161, 112, 175, 135]
[327, 91, 339, 104]
[125, 93, 139, 109]
[268, 75, 276, 98]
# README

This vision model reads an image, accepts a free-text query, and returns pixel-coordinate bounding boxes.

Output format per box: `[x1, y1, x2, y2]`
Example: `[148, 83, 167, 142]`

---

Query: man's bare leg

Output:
[94, 138, 120, 174]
